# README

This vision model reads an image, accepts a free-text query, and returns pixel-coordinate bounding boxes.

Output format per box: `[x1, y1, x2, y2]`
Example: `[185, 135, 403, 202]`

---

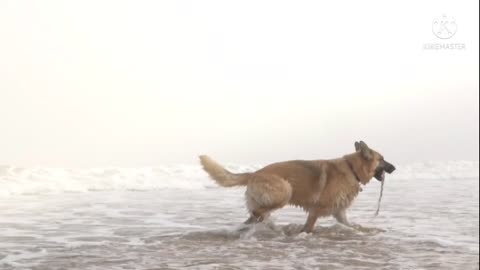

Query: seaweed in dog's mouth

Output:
[374, 179, 385, 217]
[373, 161, 395, 216]
[374, 160, 396, 181]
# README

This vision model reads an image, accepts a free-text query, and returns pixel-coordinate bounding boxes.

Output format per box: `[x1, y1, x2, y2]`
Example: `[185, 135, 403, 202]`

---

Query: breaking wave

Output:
[0, 161, 477, 197]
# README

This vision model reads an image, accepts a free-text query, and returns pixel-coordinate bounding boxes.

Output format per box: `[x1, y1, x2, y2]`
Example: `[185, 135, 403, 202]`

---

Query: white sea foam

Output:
[0, 161, 477, 198]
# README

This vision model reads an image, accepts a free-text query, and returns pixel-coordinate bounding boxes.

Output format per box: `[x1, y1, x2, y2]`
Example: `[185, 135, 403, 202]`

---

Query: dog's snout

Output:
[384, 161, 396, 174]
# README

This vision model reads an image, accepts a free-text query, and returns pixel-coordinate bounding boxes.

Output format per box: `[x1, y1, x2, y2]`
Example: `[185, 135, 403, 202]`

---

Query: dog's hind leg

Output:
[244, 174, 292, 224]
[243, 207, 272, 224]
[243, 215, 257, 224]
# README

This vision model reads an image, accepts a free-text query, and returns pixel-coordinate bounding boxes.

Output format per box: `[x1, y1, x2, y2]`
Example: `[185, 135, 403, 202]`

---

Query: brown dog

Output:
[200, 141, 395, 233]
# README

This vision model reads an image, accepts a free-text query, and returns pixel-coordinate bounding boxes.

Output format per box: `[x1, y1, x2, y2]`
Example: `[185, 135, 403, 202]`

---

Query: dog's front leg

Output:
[301, 211, 319, 233]
[334, 210, 383, 233]
[334, 209, 348, 224]
[301, 208, 329, 233]
[334, 209, 356, 228]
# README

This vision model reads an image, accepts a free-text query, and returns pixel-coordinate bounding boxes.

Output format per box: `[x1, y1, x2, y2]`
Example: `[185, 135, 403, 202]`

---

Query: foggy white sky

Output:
[0, 0, 478, 167]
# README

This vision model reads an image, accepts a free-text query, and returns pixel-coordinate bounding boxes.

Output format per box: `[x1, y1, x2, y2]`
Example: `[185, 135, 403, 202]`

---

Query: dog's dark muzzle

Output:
[374, 160, 396, 181]
[384, 161, 396, 174]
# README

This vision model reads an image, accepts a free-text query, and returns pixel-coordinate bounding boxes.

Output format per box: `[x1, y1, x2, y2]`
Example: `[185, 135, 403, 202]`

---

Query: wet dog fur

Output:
[200, 141, 395, 233]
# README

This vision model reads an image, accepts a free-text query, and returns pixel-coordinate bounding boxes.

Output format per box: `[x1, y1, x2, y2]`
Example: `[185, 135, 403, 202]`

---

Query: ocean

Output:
[0, 161, 478, 269]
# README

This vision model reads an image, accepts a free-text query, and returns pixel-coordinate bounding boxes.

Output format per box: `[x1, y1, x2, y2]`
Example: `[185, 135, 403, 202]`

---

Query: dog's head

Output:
[354, 141, 396, 182]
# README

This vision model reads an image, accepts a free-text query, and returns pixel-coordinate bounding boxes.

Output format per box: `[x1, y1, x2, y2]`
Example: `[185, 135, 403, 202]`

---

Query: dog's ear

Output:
[354, 141, 361, 151]
[355, 141, 373, 160]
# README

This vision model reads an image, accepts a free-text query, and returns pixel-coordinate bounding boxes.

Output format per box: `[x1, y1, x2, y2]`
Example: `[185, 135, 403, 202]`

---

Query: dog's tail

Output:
[199, 155, 250, 187]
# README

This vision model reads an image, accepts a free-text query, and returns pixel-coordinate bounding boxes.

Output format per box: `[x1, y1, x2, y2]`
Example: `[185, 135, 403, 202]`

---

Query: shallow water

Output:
[0, 163, 479, 269]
